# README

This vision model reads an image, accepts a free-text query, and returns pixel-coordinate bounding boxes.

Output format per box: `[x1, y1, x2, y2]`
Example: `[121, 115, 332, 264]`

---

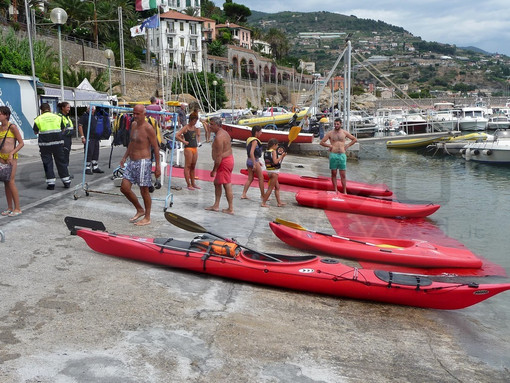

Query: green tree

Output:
[265, 28, 289, 60]
[208, 40, 227, 57]
[222, 0, 251, 23]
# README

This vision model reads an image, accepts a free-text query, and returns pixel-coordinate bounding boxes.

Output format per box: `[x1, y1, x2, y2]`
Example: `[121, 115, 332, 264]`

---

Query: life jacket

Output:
[193, 239, 241, 258]
[264, 148, 281, 170]
[246, 137, 262, 158]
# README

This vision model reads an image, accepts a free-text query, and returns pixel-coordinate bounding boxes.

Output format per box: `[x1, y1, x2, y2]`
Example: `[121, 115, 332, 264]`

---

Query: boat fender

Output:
[473, 149, 480, 155]
[483, 149, 493, 155]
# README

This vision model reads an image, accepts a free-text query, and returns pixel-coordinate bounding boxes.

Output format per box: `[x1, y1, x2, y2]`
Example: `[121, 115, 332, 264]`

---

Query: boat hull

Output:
[238, 109, 308, 127]
[240, 169, 392, 196]
[269, 221, 482, 269]
[222, 123, 314, 144]
[387, 136, 440, 149]
[296, 190, 440, 218]
[72, 226, 510, 310]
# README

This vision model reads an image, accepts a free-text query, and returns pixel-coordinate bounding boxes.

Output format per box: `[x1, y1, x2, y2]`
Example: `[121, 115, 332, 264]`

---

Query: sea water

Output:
[350, 142, 510, 370]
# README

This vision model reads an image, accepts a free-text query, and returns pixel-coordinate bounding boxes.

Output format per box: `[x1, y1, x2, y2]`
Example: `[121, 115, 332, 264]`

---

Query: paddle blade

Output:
[164, 212, 207, 234]
[274, 218, 307, 231]
[288, 126, 301, 145]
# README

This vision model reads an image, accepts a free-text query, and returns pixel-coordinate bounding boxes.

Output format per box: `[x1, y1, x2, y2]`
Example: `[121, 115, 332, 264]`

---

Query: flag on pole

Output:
[135, 0, 159, 11]
[130, 25, 145, 37]
[140, 14, 159, 31]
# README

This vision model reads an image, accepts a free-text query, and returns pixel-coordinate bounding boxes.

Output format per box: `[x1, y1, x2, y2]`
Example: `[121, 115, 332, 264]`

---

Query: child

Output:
[261, 138, 286, 207]
[0, 106, 24, 216]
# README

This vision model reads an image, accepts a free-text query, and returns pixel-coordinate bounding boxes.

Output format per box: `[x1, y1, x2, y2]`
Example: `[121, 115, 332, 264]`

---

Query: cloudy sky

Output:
[238, 0, 510, 56]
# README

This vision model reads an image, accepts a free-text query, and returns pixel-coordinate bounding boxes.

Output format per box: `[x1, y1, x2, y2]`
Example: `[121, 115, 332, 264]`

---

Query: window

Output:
[186, 0, 191, 6]
[180, 37, 184, 47]
[191, 53, 196, 63]
[167, 37, 173, 47]
[180, 22, 184, 31]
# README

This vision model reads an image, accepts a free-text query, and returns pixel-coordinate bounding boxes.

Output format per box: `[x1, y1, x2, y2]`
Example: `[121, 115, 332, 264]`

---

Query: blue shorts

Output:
[329, 152, 347, 171]
[124, 158, 152, 187]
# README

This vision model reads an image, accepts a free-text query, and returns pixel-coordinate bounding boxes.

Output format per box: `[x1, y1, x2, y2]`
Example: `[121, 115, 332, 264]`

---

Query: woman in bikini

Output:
[176, 112, 201, 190]
[0, 106, 24, 217]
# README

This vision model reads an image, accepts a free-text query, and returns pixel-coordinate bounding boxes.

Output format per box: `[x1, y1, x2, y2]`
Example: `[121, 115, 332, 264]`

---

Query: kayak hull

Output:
[241, 169, 392, 197]
[296, 190, 440, 218]
[68, 219, 510, 310]
[269, 221, 482, 269]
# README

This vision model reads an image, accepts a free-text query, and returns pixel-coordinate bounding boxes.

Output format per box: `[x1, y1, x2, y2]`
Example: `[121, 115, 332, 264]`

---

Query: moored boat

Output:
[269, 221, 483, 269]
[240, 169, 392, 197]
[296, 190, 440, 218]
[458, 107, 488, 131]
[238, 108, 309, 128]
[222, 122, 314, 144]
[462, 129, 510, 164]
[65, 216, 510, 310]
[386, 135, 445, 149]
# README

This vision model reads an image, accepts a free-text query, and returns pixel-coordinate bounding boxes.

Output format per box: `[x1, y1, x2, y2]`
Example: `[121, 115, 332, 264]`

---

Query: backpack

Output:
[94, 107, 111, 139]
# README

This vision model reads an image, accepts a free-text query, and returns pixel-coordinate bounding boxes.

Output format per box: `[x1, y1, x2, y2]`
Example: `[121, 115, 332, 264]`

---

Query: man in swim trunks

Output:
[320, 118, 357, 194]
[120, 104, 161, 226]
[206, 117, 234, 214]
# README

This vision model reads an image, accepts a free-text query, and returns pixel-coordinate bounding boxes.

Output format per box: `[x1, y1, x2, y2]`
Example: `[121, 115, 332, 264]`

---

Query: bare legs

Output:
[4, 160, 21, 213]
[331, 169, 347, 194]
[206, 182, 234, 214]
[120, 179, 152, 225]
[261, 174, 285, 207]
[241, 163, 264, 199]
[184, 149, 200, 189]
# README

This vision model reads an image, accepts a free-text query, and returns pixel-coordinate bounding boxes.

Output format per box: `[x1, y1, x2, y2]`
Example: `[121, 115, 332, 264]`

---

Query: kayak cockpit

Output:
[242, 250, 318, 263]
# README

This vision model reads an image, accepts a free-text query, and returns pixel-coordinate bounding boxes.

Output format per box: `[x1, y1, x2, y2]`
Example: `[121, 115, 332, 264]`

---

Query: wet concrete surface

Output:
[0, 138, 508, 382]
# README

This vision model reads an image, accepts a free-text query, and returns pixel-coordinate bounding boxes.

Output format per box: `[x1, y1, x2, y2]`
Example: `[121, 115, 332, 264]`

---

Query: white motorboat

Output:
[487, 115, 510, 130]
[426, 132, 493, 155]
[427, 102, 460, 131]
[462, 129, 510, 164]
[458, 107, 488, 131]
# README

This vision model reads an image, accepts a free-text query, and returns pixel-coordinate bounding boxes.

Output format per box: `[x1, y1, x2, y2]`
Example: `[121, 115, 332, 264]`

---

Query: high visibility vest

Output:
[59, 113, 74, 136]
[34, 112, 64, 146]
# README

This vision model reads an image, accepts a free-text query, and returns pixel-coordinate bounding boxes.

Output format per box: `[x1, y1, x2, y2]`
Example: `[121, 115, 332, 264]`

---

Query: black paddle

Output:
[164, 212, 283, 262]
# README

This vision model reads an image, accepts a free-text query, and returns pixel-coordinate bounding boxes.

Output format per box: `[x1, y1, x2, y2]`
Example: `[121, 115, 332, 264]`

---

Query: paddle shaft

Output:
[165, 212, 283, 262]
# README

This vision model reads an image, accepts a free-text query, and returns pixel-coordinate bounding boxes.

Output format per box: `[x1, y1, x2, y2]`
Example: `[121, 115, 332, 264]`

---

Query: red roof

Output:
[160, 10, 203, 22]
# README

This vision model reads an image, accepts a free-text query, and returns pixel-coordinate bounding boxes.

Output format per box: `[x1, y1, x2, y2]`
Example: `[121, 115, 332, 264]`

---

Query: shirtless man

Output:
[320, 118, 357, 194]
[205, 117, 234, 214]
[120, 104, 161, 226]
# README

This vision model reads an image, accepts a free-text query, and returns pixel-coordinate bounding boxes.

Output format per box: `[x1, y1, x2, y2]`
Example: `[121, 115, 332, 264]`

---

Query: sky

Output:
[237, 0, 510, 56]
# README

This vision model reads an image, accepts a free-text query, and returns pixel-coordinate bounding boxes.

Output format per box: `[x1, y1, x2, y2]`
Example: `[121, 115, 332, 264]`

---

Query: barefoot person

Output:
[120, 104, 161, 226]
[176, 112, 201, 190]
[0, 106, 24, 216]
[205, 117, 234, 214]
[319, 118, 357, 194]
[261, 138, 286, 207]
[240, 126, 265, 200]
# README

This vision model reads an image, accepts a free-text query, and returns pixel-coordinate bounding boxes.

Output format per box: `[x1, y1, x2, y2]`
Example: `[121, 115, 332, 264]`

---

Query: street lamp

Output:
[50, 8, 68, 102]
[212, 80, 218, 111]
[104, 49, 114, 99]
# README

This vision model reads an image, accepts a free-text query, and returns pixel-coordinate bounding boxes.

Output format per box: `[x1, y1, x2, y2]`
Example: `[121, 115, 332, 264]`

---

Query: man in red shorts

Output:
[205, 117, 234, 214]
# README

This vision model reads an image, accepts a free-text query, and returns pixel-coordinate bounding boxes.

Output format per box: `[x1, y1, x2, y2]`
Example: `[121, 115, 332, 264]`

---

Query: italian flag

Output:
[135, 0, 159, 11]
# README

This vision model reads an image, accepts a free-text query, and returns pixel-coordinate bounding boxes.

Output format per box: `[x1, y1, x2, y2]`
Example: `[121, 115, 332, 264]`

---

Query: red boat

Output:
[222, 123, 314, 144]
[269, 221, 482, 269]
[65, 217, 510, 310]
[241, 169, 392, 197]
[296, 190, 440, 218]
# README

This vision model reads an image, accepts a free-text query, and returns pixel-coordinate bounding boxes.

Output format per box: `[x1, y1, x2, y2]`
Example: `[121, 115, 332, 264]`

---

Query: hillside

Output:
[247, 11, 510, 96]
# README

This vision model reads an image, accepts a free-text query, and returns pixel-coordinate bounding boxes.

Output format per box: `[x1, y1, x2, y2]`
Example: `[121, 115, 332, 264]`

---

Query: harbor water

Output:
[347, 142, 510, 369]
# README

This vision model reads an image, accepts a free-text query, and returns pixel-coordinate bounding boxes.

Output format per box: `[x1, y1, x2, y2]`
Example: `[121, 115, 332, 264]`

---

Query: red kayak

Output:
[65, 216, 510, 310]
[269, 221, 482, 269]
[296, 190, 440, 218]
[240, 169, 392, 197]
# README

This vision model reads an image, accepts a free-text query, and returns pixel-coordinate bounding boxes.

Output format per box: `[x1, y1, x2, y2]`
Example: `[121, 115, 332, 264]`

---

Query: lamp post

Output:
[50, 8, 68, 102]
[104, 49, 114, 100]
[212, 80, 218, 111]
